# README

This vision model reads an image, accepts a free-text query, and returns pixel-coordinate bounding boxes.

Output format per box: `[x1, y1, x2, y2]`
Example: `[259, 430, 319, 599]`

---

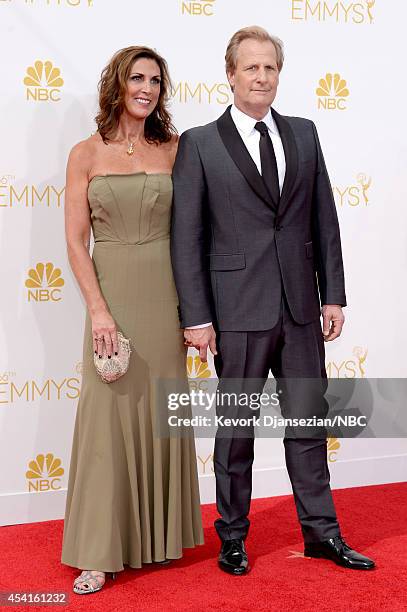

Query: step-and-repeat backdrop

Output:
[1, 0, 406, 525]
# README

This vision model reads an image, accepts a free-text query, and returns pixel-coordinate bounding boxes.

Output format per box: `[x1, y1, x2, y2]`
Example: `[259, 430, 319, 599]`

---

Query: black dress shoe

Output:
[218, 538, 249, 575]
[304, 535, 375, 570]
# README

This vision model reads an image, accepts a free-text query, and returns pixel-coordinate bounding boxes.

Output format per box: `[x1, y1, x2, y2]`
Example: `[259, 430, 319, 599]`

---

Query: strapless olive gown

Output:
[61, 173, 204, 572]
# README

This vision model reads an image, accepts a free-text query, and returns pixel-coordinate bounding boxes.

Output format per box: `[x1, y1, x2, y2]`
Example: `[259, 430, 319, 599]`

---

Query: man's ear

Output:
[226, 70, 235, 91]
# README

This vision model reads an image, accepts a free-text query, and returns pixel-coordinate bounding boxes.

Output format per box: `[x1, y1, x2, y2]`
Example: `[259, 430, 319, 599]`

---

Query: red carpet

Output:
[0, 483, 406, 612]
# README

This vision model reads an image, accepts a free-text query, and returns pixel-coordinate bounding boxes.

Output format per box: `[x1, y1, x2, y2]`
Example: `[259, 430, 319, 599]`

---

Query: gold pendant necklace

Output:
[127, 141, 134, 155]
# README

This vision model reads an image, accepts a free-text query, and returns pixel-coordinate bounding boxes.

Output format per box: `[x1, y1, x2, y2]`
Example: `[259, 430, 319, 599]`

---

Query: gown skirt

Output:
[61, 173, 204, 572]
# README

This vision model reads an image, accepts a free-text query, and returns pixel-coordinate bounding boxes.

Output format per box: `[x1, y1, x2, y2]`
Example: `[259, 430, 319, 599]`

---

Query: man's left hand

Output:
[321, 305, 345, 342]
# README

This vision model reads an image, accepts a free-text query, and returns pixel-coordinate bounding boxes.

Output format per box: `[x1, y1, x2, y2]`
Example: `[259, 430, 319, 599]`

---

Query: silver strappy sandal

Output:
[73, 570, 116, 595]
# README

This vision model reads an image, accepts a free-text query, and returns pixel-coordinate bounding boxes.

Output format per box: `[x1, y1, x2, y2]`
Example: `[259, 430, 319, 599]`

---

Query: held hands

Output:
[184, 325, 217, 362]
[91, 309, 119, 358]
[321, 305, 345, 342]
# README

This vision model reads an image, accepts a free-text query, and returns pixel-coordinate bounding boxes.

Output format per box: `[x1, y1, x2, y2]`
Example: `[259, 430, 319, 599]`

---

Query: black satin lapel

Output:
[217, 107, 277, 212]
[271, 108, 298, 215]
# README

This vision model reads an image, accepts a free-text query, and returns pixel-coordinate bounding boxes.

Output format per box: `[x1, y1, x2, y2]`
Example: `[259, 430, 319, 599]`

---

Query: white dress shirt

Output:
[186, 104, 286, 330]
[230, 103, 286, 192]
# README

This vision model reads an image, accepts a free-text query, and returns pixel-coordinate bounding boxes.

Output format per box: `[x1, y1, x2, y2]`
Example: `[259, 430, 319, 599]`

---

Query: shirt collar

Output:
[230, 104, 278, 137]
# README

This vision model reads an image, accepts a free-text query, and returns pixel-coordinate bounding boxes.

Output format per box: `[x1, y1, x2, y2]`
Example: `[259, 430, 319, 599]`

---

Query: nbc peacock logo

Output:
[26, 453, 64, 492]
[181, 0, 215, 16]
[25, 262, 65, 302]
[187, 355, 212, 393]
[24, 60, 64, 102]
[187, 355, 211, 379]
[316, 73, 349, 110]
[327, 437, 340, 462]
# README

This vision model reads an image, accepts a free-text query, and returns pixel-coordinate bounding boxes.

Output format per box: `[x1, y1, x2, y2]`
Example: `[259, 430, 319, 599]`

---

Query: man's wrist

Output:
[185, 322, 212, 329]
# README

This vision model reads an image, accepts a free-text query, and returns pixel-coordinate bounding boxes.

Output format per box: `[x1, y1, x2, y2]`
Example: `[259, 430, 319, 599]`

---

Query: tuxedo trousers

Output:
[213, 297, 341, 544]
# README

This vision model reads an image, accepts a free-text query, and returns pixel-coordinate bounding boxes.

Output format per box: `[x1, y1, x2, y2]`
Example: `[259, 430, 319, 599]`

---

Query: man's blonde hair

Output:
[225, 26, 284, 74]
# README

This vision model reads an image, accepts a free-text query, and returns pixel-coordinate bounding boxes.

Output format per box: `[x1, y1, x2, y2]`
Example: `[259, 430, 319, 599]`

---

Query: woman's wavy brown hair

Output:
[95, 46, 176, 144]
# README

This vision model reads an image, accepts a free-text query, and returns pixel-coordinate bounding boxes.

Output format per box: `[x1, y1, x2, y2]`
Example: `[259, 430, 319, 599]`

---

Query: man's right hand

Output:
[184, 325, 217, 362]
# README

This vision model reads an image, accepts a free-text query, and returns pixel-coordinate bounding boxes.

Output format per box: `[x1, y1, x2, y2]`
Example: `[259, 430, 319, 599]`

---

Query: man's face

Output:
[227, 38, 279, 119]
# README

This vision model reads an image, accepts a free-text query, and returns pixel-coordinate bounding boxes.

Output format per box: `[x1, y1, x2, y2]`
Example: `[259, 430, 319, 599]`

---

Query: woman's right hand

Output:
[91, 310, 119, 358]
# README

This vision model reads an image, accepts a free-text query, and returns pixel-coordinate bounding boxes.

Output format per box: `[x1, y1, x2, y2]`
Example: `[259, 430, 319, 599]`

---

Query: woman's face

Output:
[123, 57, 161, 120]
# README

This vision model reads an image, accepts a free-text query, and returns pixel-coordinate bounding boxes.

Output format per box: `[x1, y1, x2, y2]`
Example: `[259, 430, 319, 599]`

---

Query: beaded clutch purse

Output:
[93, 331, 132, 383]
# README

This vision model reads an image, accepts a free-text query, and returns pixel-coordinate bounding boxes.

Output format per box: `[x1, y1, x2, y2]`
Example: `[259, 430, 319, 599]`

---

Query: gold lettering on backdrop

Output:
[10, 382, 30, 401]
[306, 0, 321, 18]
[340, 2, 354, 21]
[21, 0, 93, 6]
[31, 381, 51, 400]
[171, 82, 232, 105]
[27, 288, 62, 302]
[181, 1, 215, 16]
[326, 360, 357, 378]
[326, 348, 367, 378]
[51, 378, 69, 400]
[291, 0, 374, 24]
[28, 479, 62, 492]
[202, 83, 217, 104]
[333, 174, 371, 207]
[0, 185, 65, 208]
[0, 378, 80, 402]
[10, 186, 28, 206]
[197, 454, 214, 474]
[26, 87, 61, 102]
[185, 82, 202, 103]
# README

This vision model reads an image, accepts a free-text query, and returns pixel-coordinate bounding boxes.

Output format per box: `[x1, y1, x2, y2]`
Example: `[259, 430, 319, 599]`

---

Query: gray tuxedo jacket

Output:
[170, 106, 346, 331]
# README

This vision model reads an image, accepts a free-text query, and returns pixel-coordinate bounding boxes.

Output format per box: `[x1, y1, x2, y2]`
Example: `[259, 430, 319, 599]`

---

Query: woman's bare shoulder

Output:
[68, 133, 102, 171]
[70, 133, 101, 156]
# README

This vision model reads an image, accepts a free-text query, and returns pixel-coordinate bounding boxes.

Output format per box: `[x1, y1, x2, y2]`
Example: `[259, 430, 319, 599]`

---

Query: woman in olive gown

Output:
[61, 46, 204, 595]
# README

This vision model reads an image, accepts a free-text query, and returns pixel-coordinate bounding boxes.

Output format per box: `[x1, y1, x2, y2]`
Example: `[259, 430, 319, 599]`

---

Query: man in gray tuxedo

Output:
[170, 26, 375, 574]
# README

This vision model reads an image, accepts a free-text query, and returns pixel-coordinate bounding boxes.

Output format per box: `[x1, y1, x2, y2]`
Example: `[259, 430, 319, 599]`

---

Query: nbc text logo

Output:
[25, 262, 64, 302]
[172, 82, 231, 105]
[24, 60, 64, 102]
[334, 173, 372, 207]
[26, 453, 64, 492]
[291, 0, 375, 24]
[181, 0, 215, 16]
[316, 73, 349, 110]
